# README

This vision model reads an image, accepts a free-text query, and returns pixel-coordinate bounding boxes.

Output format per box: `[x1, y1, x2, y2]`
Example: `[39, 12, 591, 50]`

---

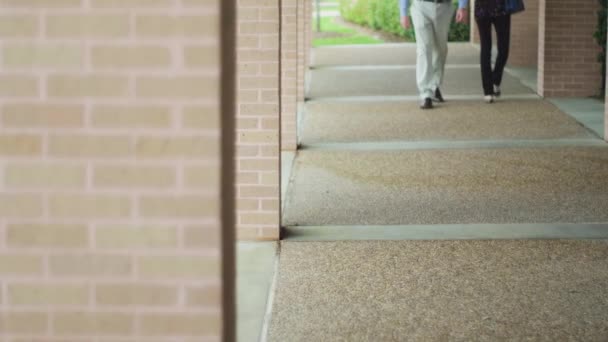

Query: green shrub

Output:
[594, 0, 607, 96]
[339, 0, 469, 42]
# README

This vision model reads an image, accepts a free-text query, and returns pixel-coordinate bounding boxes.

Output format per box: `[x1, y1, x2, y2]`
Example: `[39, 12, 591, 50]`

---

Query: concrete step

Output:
[307, 66, 534, 99]
[269, 240, 608, 341]
[300, 99, 593, 144]
[312, 43, 485, 67]
[282, 147, 608, 226]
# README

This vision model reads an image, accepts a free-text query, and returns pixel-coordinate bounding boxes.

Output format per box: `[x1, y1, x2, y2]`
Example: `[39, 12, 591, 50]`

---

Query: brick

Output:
[136, 15, 219, 37]
[0, 255, 43, 275]
[185, 285, 221, 306]
[137, 255, 219, 278]
[0, 135, 42, 156]
[8, 284, 89, 306]
[47, 15, 130, 38]
[95, 225, 178, 249]
[261, 199, 279, 211]
[0, 0, 80, 6]
[49, 135, 132, 158]
[95, 284, 177, 306]
[181, 105, 220, 129]
[6, 224, 88, 248]
[183, 165, 220, 188]
[47, 75, 129, 98]
[50, 254, 132, 277]
[0, 194, 43, 218]
[237, 198, 259, 210]
[0, 312, 47, 334]
[0, 15, 38, 37]
[139, 313, 220, 336]
[3, 44, 84, 68]
[0, 75, 39, 97]
[239, 185, 278, 198]
[2, 103, 84, 128]
[238, 131, 277, 144]
[94, 165, 175, 188]
[135, 136, 218, 159]
[139, 195, 218, 218]
[53, 312, 134, 335]
[240, 212, 277, 225]
[49, 194, 131, 219]
[184, 46, 219, 68]
[91, 0, 171, 6]
[91, 105, 171, 128]
[4, 164, 85, 188]
[183, 225, 220, 248]
[92, 46, 171, 68]
[136, 76, 218, 99]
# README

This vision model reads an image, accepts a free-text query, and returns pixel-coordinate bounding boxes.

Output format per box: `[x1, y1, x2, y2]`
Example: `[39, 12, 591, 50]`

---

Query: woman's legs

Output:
[492, 14, 511, 88]
[475, 16, 494, 96]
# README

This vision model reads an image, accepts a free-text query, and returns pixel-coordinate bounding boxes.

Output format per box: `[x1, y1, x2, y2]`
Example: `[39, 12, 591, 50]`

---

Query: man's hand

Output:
[455, 8, 468, 24]
[401, 16, 411, 30]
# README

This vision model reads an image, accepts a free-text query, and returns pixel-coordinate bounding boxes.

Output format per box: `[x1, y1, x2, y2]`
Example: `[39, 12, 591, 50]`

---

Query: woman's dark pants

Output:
[475, 14, 511, 96]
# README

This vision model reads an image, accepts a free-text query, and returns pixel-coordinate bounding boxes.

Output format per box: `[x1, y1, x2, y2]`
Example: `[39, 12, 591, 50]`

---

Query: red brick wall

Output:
[538, 0, 602, 97]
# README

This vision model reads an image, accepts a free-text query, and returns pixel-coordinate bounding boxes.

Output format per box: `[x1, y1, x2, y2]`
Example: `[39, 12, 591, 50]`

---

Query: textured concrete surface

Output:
[307, 67, 534, 98]
[283, 147, 608, 226]
[506, 66, 538, 93]
[281, 152, 296, 211]
[550, 98, 605, 139]
[237, 242, 277, 342]
[269, 240, 608, 341]
[312, 43, 486, 67]
[301, 100, 592, 144]
[284, 223, 608, 241]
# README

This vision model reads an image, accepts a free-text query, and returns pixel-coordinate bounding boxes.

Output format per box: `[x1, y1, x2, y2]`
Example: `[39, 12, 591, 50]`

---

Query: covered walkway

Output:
[262, 43, 608, 341]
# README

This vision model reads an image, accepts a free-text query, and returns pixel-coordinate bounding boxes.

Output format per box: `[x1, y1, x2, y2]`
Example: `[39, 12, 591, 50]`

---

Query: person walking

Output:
[475, 0, 517, 103]
[400, 0, 469, 109]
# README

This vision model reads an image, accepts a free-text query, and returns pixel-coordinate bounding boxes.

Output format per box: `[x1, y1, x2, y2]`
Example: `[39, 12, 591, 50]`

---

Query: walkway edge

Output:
[300, 138, 607, 151]
[284, 223, 608, 241]
[259, 245, 281, 342]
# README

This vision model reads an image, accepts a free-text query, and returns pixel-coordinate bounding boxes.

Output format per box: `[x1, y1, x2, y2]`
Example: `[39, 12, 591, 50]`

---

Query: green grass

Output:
[318, 5, 339, 11]
[313, 17, 356, 34]
[312, 17, 382, 47]
[314, 35, 381, 47]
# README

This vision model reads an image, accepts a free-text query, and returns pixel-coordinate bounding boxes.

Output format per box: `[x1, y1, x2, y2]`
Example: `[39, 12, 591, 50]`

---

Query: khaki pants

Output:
[410, 0, 455, 99]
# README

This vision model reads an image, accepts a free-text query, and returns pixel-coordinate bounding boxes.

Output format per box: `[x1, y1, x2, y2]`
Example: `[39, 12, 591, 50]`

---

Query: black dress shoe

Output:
[420, 97, 433, 109]
[433, 88, 445, 102]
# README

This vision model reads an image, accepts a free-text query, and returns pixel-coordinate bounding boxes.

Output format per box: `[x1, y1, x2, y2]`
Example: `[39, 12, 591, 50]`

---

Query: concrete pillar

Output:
[538, 0, 602, 97]
[281, 0, 298, 151]
[0, 0, 235, 339]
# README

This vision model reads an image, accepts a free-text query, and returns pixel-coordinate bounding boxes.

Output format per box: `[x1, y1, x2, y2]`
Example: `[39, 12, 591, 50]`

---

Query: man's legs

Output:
[431, 2, 455, 92]
[411, 1, 435, 100]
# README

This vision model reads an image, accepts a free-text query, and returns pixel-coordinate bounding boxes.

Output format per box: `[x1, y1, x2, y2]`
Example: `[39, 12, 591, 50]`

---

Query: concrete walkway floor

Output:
[269, 240, 608, 341]
[311, 42, 490, 67]
[300, 99, 592, 144]
[283, 147, 608, 226]
[307, 66, 534, 99]
[267, 43, 608, 340]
